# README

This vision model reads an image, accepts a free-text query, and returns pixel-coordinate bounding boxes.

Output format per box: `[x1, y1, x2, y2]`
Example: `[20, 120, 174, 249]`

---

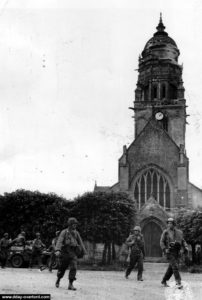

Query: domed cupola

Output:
[141, 14, 180, 65]
[134, 14, 184, 103]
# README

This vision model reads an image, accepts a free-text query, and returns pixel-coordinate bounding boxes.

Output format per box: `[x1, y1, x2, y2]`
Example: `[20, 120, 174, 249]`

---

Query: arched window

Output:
[143, 85, 149, 101]
[161, 84, 166, 99]
[152, 85, 158, 100]
[169, 84, 177, 99]
[134, 168, 171, 210]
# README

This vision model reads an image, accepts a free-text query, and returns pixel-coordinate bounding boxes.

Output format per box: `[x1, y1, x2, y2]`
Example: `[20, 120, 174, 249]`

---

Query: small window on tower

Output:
[169, 84, 177, 99]
[143, 86, 149, 101]
[162, 84, 166, 99]
[152, 85, 158, 100]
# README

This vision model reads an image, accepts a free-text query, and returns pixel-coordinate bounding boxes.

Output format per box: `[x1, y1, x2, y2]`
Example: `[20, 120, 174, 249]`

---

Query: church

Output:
[94, 15, 202, 257]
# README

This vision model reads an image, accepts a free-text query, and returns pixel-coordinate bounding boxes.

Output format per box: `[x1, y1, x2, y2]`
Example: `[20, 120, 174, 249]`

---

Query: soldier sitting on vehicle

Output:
[29, 232, 46, 271]
[12, 231, 26, 247]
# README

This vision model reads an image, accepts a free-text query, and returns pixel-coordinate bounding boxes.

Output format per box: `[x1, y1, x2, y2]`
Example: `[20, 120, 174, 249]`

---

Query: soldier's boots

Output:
[68, 283, 76, 291]
[125, 270, 130, 279]
[161, 280, 169, 287]
[176, 282, 183, 289]
[138, 278, 143, 281]
[55, 278, 60, 288]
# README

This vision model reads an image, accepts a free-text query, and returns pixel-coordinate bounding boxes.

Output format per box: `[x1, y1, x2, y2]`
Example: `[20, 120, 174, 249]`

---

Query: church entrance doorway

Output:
[142, 221, 162, 257]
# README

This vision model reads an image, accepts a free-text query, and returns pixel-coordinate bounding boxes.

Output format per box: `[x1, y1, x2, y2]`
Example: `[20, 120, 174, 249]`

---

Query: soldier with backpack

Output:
[125, 226, 145, 281]
[55, 217, 86, 291]
[160, 217, 188, 289]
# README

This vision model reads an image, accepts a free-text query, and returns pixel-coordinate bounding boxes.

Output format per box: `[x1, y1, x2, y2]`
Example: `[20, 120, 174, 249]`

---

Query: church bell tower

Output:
[95, 14, 202, 257]
[118, 14, 189, 209]
[132, 14, 186, 147]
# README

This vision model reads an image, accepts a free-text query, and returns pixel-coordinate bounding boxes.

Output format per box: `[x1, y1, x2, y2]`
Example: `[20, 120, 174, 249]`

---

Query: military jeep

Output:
[8, 241, 56, 268]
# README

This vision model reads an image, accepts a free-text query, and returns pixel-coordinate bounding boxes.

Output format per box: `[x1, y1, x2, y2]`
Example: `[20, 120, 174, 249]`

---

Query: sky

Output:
[0, 0, 202, 199]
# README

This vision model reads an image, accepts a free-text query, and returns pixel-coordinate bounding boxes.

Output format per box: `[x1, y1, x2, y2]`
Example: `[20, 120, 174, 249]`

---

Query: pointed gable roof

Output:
[128, 117, 180, 153]
[140, 195, 168, 222]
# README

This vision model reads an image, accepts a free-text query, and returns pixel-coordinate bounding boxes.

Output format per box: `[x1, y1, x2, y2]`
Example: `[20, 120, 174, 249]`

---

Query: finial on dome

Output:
[156, 12, 165, 32]
[160, 12, 162, 23]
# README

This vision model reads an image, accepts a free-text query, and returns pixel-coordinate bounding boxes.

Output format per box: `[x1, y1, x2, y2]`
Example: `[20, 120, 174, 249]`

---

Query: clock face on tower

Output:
[155, 112, 164, 120]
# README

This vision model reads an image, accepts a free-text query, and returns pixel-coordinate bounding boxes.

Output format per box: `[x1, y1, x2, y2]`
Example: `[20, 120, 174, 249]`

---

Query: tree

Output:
[0, 189, 73, 245]
[71, 191, 136, 264]
[176, 208, 202, 262]
[0, 189, 136, 264]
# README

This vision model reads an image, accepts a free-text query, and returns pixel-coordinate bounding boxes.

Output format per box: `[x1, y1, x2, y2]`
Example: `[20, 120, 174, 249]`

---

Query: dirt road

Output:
[0, 263, 202, 300]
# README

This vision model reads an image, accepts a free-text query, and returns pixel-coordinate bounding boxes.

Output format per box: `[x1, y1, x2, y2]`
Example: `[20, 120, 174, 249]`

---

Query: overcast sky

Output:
[0, 0, 202, 199]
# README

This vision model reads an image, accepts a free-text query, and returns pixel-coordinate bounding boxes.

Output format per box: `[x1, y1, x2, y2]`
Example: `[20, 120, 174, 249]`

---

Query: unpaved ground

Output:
[0, 263, 202, 300]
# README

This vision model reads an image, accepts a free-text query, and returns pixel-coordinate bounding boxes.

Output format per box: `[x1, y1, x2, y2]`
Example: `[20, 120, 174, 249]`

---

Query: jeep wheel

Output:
[11, 254, 24, 268]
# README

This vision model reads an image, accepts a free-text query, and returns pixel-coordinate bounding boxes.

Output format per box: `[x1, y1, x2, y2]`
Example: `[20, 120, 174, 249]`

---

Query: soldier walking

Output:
[125, 226, 145, 281]
[0, 233, 12, 268]
[160, 217, 188, 289]
[195, 243, 201, 265]
[29, 232, 46, 270]
[55, 217, 86, 291]
[48, 230, 60, 272]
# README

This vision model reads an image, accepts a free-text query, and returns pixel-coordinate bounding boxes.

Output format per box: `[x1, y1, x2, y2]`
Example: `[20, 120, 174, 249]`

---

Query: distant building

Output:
[94, 15, 202, 257]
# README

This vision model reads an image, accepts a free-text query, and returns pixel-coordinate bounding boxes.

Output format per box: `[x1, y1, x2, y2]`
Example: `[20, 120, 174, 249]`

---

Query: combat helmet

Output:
[133, 226, 141, 232]
[68, 217, 78, 226]
[167, 217, 176, 226]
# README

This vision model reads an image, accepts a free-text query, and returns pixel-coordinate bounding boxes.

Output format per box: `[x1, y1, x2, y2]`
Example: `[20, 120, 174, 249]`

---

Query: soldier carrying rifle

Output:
[160, 217, 188, 289]
[55, 217, 87, 291]
[125, 226, 145, 281]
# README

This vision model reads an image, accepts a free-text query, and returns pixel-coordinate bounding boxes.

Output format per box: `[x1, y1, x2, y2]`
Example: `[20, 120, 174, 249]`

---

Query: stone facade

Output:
[94, 15, 202, 257]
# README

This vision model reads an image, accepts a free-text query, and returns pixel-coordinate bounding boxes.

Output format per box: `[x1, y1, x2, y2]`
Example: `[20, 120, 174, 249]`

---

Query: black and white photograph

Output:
[0, 0, 202, 299]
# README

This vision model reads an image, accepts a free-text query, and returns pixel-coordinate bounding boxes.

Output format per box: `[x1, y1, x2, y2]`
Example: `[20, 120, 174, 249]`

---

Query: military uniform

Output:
[29, 234, 45, 269]
[125, 227, 145, 281]
[195, 244, 201, 265]
[55, 218, 86, 290]
[160, 222, 188, 287]
[49, 231, 60, 272]
[0, 233, 11, 268]
[13, 232, 26, 247]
